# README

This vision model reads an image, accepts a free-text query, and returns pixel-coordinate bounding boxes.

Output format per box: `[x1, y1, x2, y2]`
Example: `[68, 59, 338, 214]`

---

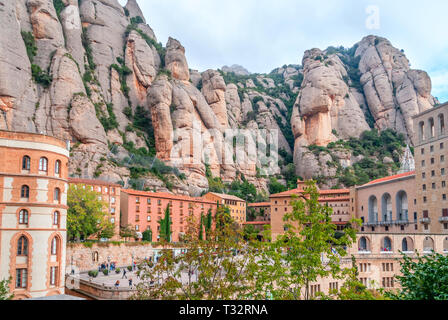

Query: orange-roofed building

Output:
[204, 193, 246, 225]
[68, 178, 122, 240]
[270, 180, 351, 240]
[121, 190, 218, 242]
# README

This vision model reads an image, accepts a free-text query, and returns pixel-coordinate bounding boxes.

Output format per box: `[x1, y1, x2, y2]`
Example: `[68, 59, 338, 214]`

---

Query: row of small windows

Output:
[21, 156, 62, 175]
[17, 236, 60, 256]
[20, 185, 61, 202]
[18, 209, 60, 226]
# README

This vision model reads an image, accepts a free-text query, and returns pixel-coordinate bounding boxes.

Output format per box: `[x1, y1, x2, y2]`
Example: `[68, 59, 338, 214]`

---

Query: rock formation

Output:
[0, 1, 439, 193]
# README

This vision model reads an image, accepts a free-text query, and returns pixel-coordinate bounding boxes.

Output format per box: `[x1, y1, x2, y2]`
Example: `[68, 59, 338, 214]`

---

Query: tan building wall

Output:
[413, 102, 448, 234]
[68, 179, 121, 240]
[0, 130, 69, 299]
[270, 186, 351, 241]
[204, 193, 246, 225]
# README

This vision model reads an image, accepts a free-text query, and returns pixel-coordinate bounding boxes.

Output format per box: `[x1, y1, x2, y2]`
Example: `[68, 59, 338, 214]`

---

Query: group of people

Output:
[114, 278, 134, 289]
[98, 261, 117, 272]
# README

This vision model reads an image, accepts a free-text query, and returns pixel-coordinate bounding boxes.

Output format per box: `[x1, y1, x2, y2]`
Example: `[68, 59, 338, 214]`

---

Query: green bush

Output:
[31, 64, 52, 88]
[127, 266, 133, 272]
[88, 270, 99, 278]
[102, 269, 109, 276]
[115, 268, 121, 274]
[21, 31, 37, 63]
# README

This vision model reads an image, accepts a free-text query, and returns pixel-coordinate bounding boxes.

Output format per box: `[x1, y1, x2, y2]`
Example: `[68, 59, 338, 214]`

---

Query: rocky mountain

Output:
[0, 0, 439, 195]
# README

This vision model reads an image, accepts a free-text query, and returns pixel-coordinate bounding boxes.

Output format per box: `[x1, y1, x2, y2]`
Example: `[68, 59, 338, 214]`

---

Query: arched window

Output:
[429, 118, 435, 138]
[21, 185, 30, 199]
[19, 209, 29, 224]
[439, 114, 445, 135]
[359, 237, 369, 252]
[55, 160, 61, 175]
[396, 191, 408, 221]
[401, 237, 414, 252]
[51, 237, 58, 255]
[419, 121, 425, 141]
[53, 211, 60, 225]
[423, 237, 434, 252]
[368, 196, 378, 223]
[22, 156, 30, 170]
[17, 236, 29, 256]
[92, 251, 99, 262]
[54, 188, 61, 203]
[381, 193, 392, 222]
[382, 237, 392, 252]
[39, 157, 48, 172]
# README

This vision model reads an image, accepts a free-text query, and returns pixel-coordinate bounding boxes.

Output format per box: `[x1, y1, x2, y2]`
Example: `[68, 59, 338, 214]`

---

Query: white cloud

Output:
[118, 0, 447, 99]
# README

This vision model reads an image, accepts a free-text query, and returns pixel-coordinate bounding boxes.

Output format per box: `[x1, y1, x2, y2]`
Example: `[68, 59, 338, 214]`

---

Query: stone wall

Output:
[66, 243, 156, 272]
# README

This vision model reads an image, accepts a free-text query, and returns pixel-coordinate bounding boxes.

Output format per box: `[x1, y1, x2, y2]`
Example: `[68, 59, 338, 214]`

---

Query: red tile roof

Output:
[243, 221, 270, 226]
[122, 189, 216, 204]
[365, 171, 415, 186]
[69, 178, 122, 188]
[270, 188, 349, 199]
[248, 202, 270, 208]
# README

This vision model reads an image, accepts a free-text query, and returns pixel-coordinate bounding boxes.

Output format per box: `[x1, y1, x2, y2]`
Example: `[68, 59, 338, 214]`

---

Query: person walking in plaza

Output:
[122, 268, 127, 279]
[128, 278, 133, 287]
[115, 280, 120, 290]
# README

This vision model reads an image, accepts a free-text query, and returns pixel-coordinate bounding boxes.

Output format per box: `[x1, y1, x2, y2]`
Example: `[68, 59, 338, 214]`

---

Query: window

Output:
[421, 148, 425, 155]
[147, 216, 151, 222]
[21, 185, 30, 199]
[430, 145, 434, 152]
[431, 158, 435, 165]
[55, 160, 61, 175]
[22, 156, 30, 170]
[442, 169, 446, 176]
[17, 236, 28, 256]
[54, 188, 61, 202]
[422, 172, 426, 179]
[39, 157, 48, 172]
[422, 160, 426, 167]
[135, 225, 139, 231]
[136, 197, 140, 203]
[111, 197, 116, 204]
[50, 267, 58, 286]
[110, 218, 115, 224]
[51, 237, 58, 255]
[423, 184, 426, 191]
[19, 209, 29, 224]
[442, 155, 445, 163]
[15, 269, 28, 288]
[111, 207, 116, 214]
[53, 211, 60, 225]
[443, 181, 447, 188]
[441, 143, 445, 150]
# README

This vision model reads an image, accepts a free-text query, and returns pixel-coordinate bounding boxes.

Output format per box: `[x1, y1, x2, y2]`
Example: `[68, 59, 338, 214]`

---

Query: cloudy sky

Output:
[118, 0, 448, 102]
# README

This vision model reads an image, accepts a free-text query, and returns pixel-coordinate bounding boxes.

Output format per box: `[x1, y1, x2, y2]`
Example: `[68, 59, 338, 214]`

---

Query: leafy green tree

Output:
[142, 229, 153, 242]
[243, 224, 259, 241]
[120, 224, 137, 241]
[268, 177, 288, 194]
[67, 184, 112, 241]
[158, 205, 172, 242]
[0, 278, 13, 300]
[252, 180, 360, 300]
[386, 252, 448, 300]
[132, 207, 260, 300]
[98, 222, 115, 240]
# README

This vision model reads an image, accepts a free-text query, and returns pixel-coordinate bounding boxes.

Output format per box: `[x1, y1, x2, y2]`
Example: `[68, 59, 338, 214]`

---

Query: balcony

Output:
[420, 217, 431, 224]
[439, 216, 448, 223]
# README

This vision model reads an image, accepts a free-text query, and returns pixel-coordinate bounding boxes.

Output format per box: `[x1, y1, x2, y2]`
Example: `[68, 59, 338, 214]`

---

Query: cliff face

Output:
[0, 0, 438, 193]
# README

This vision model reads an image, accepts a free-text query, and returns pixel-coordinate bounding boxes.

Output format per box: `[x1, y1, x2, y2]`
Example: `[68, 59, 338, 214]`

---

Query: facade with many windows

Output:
[68, 178, 121, 240]
[413, 102, 448, 233]
[0, 131, 69, 299]
[121, 190, 218, 242]
[204, 193, 247, 225]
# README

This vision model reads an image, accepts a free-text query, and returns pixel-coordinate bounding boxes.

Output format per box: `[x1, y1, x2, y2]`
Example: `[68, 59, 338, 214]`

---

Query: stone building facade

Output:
[121, 190, 218, 242]
[0, 131, 69, 299]
[270, 181, 351, 241]
[413, 102, 448, 234]
[68, 178, 121, 240]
